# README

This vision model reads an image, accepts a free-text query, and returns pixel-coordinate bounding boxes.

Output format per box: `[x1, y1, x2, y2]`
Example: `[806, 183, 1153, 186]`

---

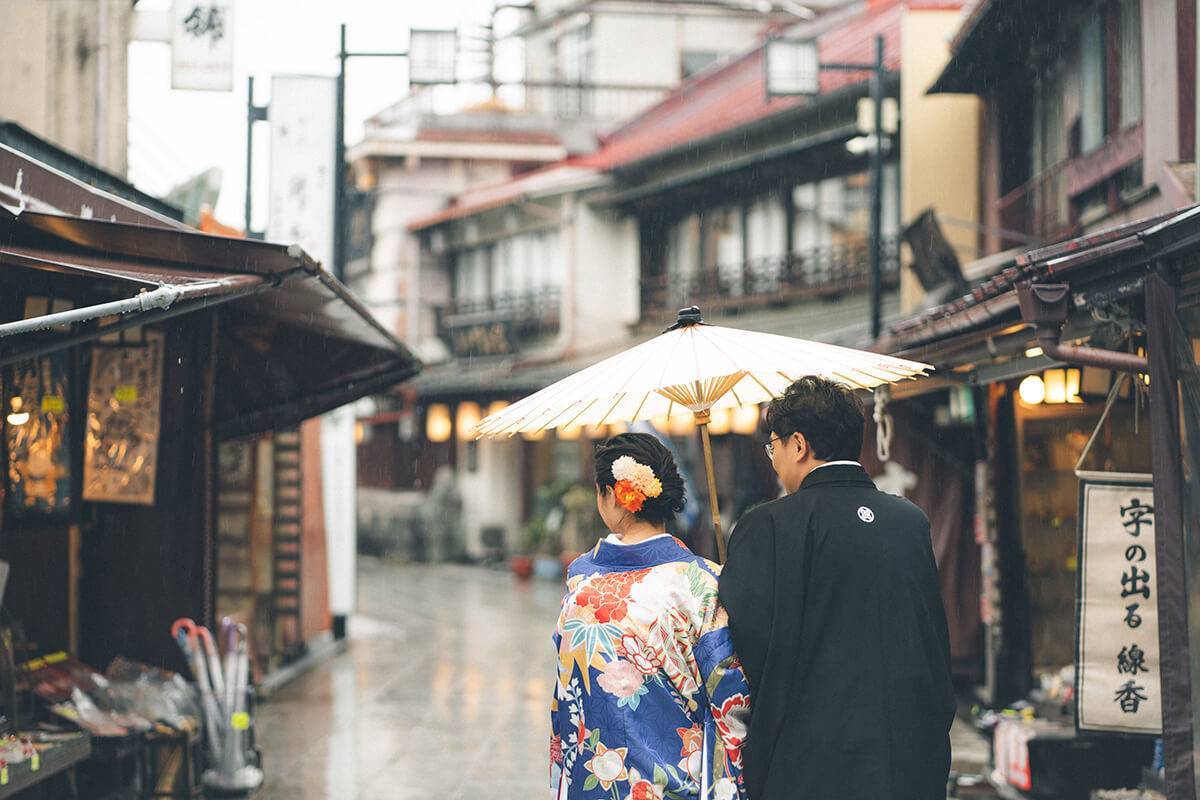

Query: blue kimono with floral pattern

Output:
[550, 535, 749, 800]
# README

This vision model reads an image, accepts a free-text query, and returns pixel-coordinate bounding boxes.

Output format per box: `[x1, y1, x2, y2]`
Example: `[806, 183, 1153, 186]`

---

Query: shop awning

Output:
[0, 207, 421, 440]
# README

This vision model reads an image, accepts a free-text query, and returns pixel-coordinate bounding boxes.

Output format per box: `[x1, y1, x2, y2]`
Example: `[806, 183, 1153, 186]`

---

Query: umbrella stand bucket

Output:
[200, 682, 263, 795]
[203, 623, 262, 795]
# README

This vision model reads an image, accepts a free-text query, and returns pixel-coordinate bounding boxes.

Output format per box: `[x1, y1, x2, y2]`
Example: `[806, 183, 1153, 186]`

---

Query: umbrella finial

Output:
[665, 306, 703, 331]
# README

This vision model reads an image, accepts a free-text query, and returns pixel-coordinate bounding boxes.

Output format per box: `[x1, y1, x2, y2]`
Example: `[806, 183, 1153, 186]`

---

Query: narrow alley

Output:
[252, 560, 563, 799]
[251, 558, 993, 800]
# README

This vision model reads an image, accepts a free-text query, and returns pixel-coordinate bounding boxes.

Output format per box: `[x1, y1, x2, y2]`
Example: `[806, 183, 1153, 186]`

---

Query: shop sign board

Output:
[3, 353, 72, 516]
[1075, 471, 1161, 734]
[171, 1, 234, 91]
[83, 334, 164, 506]
[267, 75, 337, 270]
[446, 320, 515, 359]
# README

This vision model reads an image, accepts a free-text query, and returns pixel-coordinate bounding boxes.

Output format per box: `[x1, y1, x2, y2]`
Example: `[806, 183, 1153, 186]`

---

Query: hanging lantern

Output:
[456, 402, 481, 441]
[426, 403, 452, 442]
[731, 404, 760, 434]
[707, 407, 733, 435]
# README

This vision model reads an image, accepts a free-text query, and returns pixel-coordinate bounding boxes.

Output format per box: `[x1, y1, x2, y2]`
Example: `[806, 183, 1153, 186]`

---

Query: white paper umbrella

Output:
[477, 307, 933, 561]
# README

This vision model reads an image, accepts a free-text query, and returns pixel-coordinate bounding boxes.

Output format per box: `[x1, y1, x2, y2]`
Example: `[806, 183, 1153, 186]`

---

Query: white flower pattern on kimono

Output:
[714, 777, 738, 800]
[628, 568, 701, 628]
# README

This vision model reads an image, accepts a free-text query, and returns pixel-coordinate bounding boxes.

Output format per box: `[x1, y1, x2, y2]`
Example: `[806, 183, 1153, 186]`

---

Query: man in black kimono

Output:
[719, 376, 955, 800]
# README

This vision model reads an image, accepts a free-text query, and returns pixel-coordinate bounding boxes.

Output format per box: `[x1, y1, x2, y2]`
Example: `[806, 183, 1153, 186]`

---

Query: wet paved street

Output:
[252, 558, 993, 799]
[253, 560, 563, 800]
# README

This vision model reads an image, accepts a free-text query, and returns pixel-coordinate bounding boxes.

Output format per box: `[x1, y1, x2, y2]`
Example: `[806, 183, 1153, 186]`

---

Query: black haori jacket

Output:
[718, 463, 955, 800]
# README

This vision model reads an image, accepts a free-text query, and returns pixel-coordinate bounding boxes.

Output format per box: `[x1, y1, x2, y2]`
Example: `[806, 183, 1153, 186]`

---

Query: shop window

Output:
[1118, 0, 1142, 128]
[1079, 12, 1106, 155]
[1016, 391, 1152, 674]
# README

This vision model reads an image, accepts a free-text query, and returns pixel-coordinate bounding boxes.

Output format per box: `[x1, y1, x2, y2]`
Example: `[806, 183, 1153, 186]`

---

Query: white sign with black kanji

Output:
[1076, 471, 1161, 734]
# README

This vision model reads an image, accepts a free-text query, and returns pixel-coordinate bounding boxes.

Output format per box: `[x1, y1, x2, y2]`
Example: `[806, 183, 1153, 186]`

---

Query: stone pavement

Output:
[251, 559, 994, 799]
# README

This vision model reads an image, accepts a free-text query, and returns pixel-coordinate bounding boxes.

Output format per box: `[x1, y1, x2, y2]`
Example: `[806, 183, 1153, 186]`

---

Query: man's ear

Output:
[792, 431, 809, 461]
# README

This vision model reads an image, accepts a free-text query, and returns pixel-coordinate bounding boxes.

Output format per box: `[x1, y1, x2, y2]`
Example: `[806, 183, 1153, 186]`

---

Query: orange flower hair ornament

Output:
[611, 456, 663, 514]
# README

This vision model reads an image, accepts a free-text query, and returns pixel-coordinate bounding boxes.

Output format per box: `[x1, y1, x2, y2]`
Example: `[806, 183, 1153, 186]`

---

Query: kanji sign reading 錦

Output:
[1076, 471, 1161, 734]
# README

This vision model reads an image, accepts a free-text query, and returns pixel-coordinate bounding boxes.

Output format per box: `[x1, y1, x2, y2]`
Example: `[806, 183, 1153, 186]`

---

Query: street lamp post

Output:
[765, 33, 891, 340]
[334, 24, 411, 283]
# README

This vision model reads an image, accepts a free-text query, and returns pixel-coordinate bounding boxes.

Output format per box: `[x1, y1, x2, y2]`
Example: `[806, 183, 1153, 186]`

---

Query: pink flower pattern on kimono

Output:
[597, 658, 643, 699]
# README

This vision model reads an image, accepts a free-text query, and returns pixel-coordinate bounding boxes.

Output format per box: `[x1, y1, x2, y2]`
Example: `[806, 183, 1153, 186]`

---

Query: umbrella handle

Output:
[697, 419, 726, 564]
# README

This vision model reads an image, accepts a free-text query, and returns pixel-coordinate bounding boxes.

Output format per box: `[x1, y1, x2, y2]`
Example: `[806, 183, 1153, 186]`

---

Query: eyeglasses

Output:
[764, 435, 782, 457]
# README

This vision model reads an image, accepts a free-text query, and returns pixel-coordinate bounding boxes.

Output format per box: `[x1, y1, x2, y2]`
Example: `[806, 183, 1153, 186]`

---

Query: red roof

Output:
[582, 0, 906, 171]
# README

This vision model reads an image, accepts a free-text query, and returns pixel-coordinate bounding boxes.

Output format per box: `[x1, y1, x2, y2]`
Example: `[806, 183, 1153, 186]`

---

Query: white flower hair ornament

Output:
[611, 456, 663, 513]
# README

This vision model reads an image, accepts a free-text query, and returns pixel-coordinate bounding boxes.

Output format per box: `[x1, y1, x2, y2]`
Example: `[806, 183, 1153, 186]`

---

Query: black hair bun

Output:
[594, 432, 685, 526]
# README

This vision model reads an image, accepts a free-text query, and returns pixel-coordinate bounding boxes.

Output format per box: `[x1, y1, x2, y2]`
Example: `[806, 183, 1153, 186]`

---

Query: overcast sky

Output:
[127, 0, 512, 229]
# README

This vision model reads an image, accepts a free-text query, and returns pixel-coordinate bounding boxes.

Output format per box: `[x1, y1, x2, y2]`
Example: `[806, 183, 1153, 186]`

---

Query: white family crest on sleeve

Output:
[857, 506, 875, 523]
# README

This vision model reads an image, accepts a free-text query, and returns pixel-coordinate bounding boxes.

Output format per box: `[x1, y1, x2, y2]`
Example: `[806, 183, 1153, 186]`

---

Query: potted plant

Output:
[511, 516, 546, 581]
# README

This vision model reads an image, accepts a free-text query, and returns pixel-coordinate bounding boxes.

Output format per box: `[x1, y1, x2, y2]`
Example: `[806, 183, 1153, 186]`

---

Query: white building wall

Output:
[569, 196, 640, 350]
[457, 436, 524, 558]
[0, 0, 131, 173]
[1141, 0, 1181, 172]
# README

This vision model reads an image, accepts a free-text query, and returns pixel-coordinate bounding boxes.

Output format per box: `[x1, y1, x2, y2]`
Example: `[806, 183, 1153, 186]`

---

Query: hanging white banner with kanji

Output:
[1075, 471, 1161, 734]
[171, 1, 234, 91]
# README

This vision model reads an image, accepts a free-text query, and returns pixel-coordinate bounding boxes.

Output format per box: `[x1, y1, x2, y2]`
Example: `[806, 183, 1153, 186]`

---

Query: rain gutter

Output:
[0, 283, 182, 338]
[1015, 282, 1148, 374]
[0, 280, 272, 369]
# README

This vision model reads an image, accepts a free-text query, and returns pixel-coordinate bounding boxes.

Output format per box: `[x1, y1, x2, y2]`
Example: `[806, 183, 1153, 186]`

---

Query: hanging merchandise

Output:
[4, 353, 72, 516]
[83, 332, 164, 505]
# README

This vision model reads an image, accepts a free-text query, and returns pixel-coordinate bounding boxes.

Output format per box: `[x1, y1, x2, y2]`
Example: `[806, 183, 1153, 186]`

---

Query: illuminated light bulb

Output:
[1018, 375, 1046, 405]
[558, 423, 582, 440]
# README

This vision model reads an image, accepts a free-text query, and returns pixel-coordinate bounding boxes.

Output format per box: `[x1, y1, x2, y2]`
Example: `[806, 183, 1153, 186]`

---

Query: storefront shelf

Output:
[0, 732, 91, 798]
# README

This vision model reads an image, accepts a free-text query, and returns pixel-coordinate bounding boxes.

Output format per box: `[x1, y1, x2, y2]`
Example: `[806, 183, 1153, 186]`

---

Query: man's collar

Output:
[799, 461, 875, 490]
[811, 460, 862, 471]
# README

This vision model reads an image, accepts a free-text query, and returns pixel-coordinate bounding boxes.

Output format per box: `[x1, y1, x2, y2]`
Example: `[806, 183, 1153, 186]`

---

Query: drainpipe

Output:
[1015, 282, 1148, 373]
[0, 284, 181, 338]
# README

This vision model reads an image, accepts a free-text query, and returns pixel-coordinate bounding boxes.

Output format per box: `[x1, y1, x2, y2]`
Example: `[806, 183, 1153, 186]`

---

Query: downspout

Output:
[1015, 282, 1148, 373]
[0, 284, 181, 338]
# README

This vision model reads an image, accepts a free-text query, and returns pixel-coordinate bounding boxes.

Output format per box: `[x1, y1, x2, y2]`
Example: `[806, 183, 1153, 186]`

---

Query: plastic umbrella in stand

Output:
[204, 621, 263, 792]
[171, 618, 224, 765]
[476, 306, 933, 562]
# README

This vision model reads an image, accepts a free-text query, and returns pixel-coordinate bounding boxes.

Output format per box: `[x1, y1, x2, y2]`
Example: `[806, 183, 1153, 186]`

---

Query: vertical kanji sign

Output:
[1076, 471, 1162, 734]
[171, 1, 234, 91]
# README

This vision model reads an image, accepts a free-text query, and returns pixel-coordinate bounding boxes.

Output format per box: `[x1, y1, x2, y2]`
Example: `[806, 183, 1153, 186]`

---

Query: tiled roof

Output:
[583, 0, 905, 172]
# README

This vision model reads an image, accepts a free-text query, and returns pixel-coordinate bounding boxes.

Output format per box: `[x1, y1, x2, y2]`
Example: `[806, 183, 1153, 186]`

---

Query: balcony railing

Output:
[440, 286, 562, 341]
[641, 236, 900, 318]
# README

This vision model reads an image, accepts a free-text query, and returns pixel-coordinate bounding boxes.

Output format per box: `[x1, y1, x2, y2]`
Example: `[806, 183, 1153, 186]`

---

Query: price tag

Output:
[231, 712, 249, 730]
[31, 752, 39, 771]
[40, 396, 64, 413]
[115, 386, 138, 404]
[2, 766, 9, 784]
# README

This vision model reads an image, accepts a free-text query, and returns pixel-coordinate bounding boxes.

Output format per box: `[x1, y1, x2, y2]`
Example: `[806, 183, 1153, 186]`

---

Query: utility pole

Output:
[868, 34, 884, 341]
[244, 76, 268, 238]
[333, 23, 410, 282]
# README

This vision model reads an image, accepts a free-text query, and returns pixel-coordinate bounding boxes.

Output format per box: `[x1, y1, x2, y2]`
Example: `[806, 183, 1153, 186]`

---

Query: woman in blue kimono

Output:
[550, 433, 749, 800]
